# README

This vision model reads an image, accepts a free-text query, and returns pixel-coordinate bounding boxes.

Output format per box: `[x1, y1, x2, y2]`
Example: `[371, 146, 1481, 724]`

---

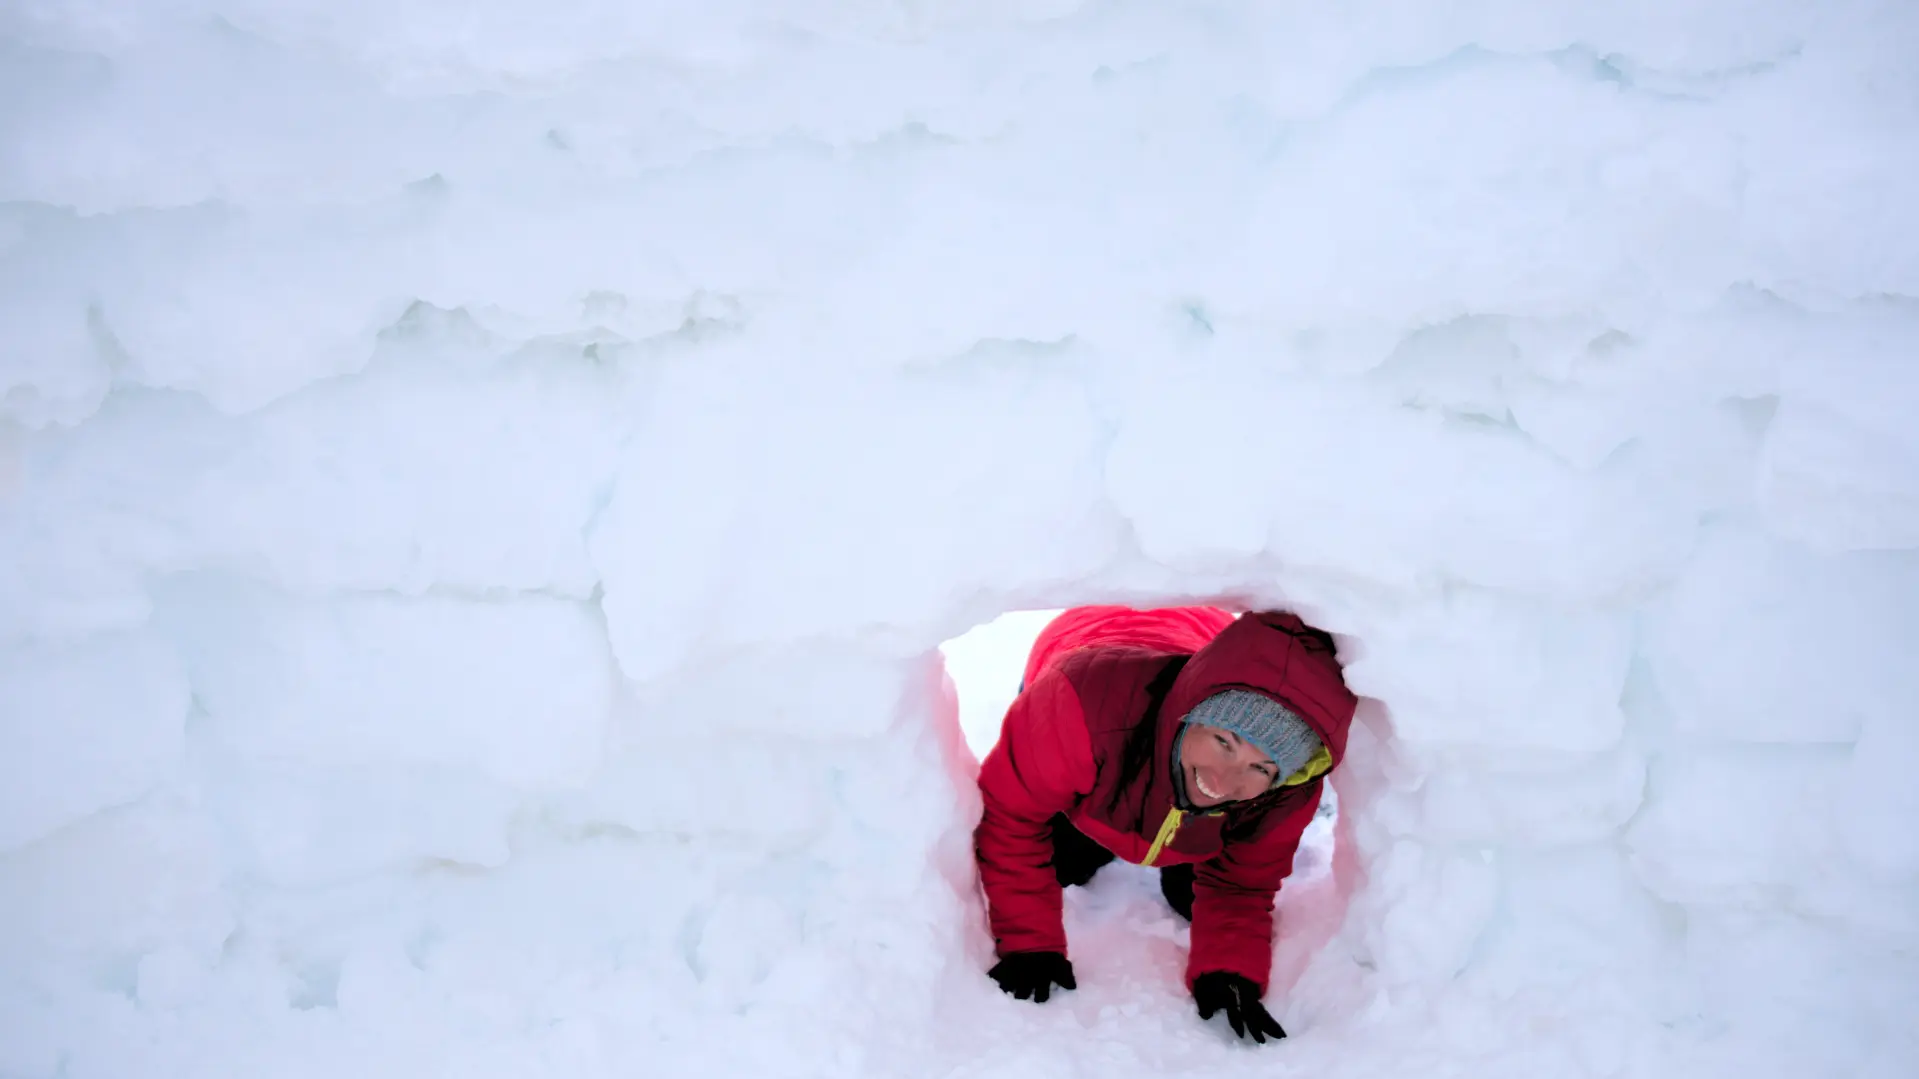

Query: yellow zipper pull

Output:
[1142, 807, 1184, 867]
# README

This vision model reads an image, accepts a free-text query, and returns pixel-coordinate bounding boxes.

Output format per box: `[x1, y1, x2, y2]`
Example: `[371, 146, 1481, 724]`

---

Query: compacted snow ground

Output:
[4, 2, 1919, 1077]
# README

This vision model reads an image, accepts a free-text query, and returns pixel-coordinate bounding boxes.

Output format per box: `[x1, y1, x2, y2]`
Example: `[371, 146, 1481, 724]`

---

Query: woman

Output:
[973, 605, 1357, 1044]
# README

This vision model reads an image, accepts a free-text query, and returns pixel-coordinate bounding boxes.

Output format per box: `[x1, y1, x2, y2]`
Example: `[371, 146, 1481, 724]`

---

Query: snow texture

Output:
[3, 1, 1917, 1076]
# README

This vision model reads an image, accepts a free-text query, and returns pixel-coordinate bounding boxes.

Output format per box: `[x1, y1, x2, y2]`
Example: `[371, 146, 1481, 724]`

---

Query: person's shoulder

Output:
[1054, 643, 1172, 682]
[1055, 646, 1179, 733]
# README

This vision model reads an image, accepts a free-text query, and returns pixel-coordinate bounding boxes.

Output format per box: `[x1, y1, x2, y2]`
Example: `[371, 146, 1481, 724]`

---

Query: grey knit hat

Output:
[1182, 689, 1322, 783]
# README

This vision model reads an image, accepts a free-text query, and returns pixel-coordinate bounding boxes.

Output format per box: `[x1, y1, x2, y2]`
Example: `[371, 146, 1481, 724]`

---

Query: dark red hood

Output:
[1156, 611, 1357, 775]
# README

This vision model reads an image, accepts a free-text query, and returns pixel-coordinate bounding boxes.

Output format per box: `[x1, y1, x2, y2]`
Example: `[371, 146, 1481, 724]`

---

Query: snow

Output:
[0, 629, 188, 849]
[3, 2, 1918, 1077]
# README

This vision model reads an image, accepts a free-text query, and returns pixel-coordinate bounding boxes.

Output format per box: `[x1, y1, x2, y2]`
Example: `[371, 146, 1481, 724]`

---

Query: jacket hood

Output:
[1156, 611, 1357, 783]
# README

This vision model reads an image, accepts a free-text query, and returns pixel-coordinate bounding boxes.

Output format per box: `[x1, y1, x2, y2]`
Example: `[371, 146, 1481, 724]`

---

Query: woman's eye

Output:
[1214, 733, 1229, 747]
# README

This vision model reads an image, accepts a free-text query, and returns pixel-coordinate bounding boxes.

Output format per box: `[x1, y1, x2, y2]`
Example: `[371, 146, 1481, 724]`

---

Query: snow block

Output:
[185, 353, 620, 596]
[211, 761, 520, 887]
[0, 267, 113, 430]
[592, 360, 1114, 681]
[1481, 846, 1675, 989]
[623, 646, 915, 741]
[0, 628, 189, 852]
[572, 737, 836, 843]
[1624, 747, 1850, 908]
[1759, 325, 1919, 552]
[1108, 373, 1688, 600]
[1681, 911, 1919, 1079]
[1836, 709, 1919, 884]
[1341, 593, 1633, 754]
[1348, 838, 1499, 985]
[1646, 525, 1919, 744]
[0, 796, 231, 974]
[155, 578, 613, 791]
[0, 389, 234, 646]
[1386, 745, 1647, 849]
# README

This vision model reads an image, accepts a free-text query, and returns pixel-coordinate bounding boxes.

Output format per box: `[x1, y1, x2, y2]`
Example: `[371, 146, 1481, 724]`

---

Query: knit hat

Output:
[1182, 689, 1322, 784]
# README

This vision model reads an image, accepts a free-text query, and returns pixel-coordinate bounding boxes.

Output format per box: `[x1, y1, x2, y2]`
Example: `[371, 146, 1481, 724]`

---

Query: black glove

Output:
[987, 951, 1076, 1003]
[1192, 971, 1287, 1043]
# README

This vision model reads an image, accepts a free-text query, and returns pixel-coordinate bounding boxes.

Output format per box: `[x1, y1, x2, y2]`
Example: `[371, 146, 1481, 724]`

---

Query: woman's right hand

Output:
[1192, 971, 1287, 1043]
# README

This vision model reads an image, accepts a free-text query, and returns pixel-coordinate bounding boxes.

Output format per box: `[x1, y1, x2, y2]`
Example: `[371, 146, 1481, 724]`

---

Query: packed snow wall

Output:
[4, 3, 1918, 1077]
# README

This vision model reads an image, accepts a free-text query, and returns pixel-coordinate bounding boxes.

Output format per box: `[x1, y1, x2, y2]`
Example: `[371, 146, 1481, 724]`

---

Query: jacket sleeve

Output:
[1186, 782, 1323, 996]
[974, 668, 1097, 957]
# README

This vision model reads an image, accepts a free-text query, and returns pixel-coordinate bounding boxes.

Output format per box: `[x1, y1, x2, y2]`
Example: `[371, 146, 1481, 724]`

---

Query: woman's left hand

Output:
[1192, 971, 1287, 1043]
[987, 950, 1077, 1003]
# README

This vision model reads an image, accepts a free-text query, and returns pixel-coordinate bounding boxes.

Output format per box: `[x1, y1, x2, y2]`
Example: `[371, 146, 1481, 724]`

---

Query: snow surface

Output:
[3, 2, 1918, 1076]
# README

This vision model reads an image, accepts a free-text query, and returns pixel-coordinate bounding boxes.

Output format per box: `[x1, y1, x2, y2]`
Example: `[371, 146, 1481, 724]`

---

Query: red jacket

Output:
[1020, 605, 1237, 688]
[975, 607, 1357, 994]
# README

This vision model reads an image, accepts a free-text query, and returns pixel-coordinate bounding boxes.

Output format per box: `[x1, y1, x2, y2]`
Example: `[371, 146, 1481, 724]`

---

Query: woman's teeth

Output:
[1194, 772, 1223, 800]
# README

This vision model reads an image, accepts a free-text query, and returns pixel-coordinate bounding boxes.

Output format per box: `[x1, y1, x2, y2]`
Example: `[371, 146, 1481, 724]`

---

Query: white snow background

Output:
[3, 2, 1918, 1077]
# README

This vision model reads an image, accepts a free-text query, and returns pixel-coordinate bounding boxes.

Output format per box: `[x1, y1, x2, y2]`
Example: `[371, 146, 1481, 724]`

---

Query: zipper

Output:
[1141, 807, 1184, 867]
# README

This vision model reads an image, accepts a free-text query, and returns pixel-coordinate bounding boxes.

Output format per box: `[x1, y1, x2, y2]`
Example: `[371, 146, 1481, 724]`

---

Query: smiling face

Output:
[1178, 723, 1281, 807]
